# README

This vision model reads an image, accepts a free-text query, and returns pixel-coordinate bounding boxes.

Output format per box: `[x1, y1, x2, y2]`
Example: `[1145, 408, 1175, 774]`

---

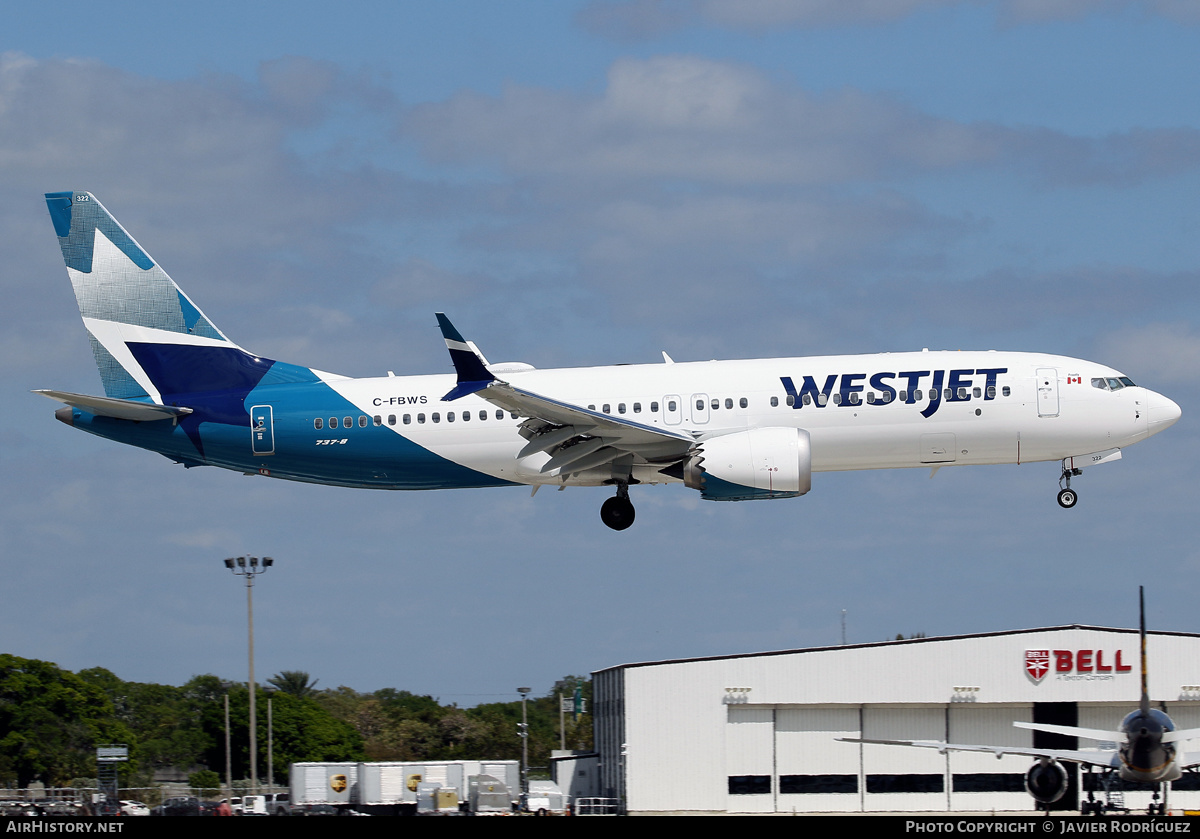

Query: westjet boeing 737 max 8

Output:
[37, 191, 1181, 529]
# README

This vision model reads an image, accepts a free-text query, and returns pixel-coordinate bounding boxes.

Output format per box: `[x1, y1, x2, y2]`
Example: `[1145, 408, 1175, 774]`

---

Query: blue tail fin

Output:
[45, 191, 242, 400]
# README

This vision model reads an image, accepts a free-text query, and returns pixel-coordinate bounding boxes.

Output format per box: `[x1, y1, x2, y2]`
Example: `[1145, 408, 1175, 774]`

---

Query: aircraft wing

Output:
[1013, 721, 1124, 742]
[1163, 727, 1200, 745]
[435, 314, 694, 476]
[34, 389, 192, 422]
[838, 737, 1118, 768]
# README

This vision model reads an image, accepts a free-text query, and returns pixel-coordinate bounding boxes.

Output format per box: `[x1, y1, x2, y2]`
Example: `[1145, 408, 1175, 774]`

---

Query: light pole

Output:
[517, 686, 531, 796]
[224, 555, 273, 794]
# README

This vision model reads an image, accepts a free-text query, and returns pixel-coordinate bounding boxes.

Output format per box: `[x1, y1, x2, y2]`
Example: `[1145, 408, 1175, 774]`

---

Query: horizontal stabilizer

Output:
[35, 389, 192, 422]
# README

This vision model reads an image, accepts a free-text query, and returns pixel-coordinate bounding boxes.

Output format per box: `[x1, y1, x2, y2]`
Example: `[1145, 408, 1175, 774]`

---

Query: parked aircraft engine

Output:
[681, 427, 811, 501]
[1024, 759, 1068, 804]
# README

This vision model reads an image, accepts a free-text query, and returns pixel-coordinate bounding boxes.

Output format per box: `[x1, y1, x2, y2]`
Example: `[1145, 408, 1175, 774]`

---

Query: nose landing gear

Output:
[600, 483, 635, 531]
[1057, 460, 1082, 509]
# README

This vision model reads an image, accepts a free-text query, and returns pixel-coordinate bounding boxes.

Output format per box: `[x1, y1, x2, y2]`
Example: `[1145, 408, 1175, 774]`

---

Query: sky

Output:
[3, 0, 1200, 707]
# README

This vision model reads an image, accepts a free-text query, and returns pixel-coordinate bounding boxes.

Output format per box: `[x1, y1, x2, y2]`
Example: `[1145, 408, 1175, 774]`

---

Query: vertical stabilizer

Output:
[45, 191, 236, 401]
[1140, 585, 1150, 715]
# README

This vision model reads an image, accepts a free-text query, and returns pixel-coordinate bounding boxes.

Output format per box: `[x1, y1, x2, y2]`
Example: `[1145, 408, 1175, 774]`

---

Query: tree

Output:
[0, 656, 134, 786]
[267, 671, 319, 698]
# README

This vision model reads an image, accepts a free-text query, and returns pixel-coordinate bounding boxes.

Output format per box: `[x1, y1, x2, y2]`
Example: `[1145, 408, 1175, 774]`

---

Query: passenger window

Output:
[899, 390, 908, 402]
[314, 418, 323, 430]
[480, 410, 487, 420]
[329, 417, 338, 429]
[957, 388, 967, 400]
[343, 416, 352, 428]
[666, 400, 675, 411]
[786, 394, 795, 407]
[739, 397, 747, 408]
[833, 394, 842, 405]
[373, 415, 382, 426]
[388, 414, 397, 425]
[929, 390, 938, 401]
[849, 393, 859, 405]
[603, 404, 611, 413]
[986, 386, 996, 399]
[866, 393, 875, 404]
[496, 410, 504, 419]
[633, 402, 641, 413]
[359, 416, 368, 428]
[973, 387, 981, 398]
[446, 412, 455, 422]
[618, 403, 626, 414]
[462, 411, 470, 421]
[1002, 386, 1011, 397]
[770, 396, 778, 407]
[510, 412, 518, 419]
[818, 394, 828, 406]
[417, 413, 425, 424]
[401, 414, 409, 425]
[588, 404, 595, 410]
[724, 398, 733, 409]
[696, 399, 704, 410]
[943, 389, 951, 401]
[650, 402, 658, 412]
[711, 399, 719, 410]
[432, 413, 441, 423]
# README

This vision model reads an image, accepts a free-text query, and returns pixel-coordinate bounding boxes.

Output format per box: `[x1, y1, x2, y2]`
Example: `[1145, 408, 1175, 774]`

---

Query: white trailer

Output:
[356, 760, 519, 814]
[289, 762, 358, 808]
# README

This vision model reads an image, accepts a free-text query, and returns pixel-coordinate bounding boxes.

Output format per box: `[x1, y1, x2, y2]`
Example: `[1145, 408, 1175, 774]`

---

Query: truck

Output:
[290, 760, 519, 815]
[357, 760, 519, 815]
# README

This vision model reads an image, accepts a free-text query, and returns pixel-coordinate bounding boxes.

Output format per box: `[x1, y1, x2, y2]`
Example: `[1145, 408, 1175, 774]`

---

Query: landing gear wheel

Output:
[601, 496, 635, 531]
[1057, 488, 1078, 509]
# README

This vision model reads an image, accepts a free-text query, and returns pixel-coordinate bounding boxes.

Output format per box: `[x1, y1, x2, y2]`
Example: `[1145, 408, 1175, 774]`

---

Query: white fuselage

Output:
[311, 349, 1177, 488]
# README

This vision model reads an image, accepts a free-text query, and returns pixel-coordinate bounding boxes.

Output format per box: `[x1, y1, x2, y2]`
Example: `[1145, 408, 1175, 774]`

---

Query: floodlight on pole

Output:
[223, 556, 274, 795]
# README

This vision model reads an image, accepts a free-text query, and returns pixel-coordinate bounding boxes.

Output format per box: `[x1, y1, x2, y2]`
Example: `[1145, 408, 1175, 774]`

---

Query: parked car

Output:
[261, 792, 290, 816]
[151, 796, 201, 816]
[120, 800, 150, 816]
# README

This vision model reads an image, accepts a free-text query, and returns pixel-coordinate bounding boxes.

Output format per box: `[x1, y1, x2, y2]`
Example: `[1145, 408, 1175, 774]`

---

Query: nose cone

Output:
[1145, 391, 1181, 436]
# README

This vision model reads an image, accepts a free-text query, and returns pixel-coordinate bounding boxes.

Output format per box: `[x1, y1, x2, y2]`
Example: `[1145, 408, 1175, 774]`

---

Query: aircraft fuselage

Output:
[58, 349, 1176, 492]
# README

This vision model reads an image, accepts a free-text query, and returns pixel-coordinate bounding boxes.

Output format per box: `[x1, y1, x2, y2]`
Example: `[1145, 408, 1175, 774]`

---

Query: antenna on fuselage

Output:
[1140, 585, 1150, 715]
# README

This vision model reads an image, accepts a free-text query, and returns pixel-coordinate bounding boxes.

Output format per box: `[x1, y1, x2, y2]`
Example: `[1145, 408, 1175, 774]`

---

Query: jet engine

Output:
[1024, 759, 1068, 804]
[679, 427, 811, 501]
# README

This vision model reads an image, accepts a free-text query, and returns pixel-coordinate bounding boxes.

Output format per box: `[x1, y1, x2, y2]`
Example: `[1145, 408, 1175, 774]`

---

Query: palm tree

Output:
[266, 670, 319, 697]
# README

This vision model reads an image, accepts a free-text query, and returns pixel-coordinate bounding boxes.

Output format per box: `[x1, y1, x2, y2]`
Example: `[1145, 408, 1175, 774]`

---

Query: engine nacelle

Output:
[1024, 760, 1068, 804]
[682, 427, 811, 501]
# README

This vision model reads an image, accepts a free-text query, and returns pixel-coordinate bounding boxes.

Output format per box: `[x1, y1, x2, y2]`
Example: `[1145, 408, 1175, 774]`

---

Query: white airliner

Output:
[37, 191, 1181, 529]
[840, 588, 1200, 815]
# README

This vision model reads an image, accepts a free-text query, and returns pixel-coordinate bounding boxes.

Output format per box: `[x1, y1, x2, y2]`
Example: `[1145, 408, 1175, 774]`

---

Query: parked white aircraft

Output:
[37, 191, 1181, 529]
[840, 588, 1200, 814]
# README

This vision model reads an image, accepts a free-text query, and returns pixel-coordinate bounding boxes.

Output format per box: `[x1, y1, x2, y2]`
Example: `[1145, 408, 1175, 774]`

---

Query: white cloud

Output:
[406, 55, 1200, 189]
[577, 0, 1200, 37]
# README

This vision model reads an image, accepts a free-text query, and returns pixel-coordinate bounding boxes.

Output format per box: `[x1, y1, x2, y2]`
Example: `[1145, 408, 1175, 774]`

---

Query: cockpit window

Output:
[1092, 376, 1138, 391]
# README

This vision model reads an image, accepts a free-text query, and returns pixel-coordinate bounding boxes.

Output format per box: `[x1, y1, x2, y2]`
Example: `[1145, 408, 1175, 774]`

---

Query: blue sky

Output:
[3, 0, 1199, 705]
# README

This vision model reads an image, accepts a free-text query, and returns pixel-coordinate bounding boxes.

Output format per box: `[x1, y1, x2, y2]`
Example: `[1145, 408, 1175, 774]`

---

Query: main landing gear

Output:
[1057, 460, 1082, 509]
[600, 483, 635, 531]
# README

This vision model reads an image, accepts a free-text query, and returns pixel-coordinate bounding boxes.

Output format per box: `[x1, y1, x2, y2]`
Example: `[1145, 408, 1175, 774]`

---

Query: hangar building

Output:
[591, 626, 1200, 814]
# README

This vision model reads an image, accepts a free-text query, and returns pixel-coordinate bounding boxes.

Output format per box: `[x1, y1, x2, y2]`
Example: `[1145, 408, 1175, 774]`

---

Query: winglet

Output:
[436, 313, 496, 401]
